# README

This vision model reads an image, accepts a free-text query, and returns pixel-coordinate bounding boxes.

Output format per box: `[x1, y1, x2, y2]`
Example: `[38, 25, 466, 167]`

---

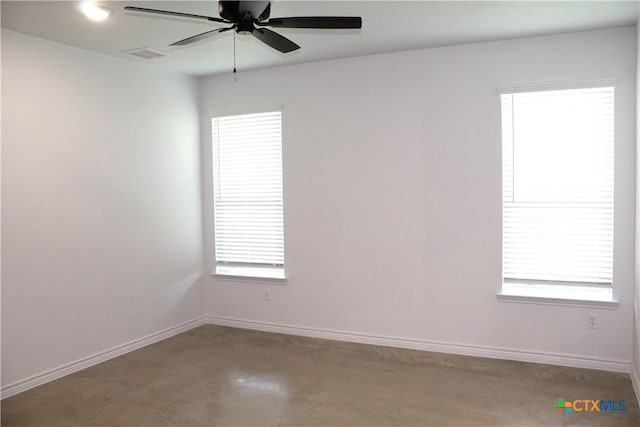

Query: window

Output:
[500, 84, 614, 303]
[212, 111, 285, 279]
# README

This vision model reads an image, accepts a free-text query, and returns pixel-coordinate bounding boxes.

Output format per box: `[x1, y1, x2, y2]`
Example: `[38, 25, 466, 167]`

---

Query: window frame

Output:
[210, 110, 286, 281]
[496, 79, 617, 307]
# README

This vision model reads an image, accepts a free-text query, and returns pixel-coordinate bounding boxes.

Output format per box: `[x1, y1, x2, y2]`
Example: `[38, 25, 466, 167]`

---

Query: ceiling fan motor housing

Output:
[219, 0, 271, 33]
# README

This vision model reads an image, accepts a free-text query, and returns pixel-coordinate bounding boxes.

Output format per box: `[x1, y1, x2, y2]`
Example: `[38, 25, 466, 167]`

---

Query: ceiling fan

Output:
[124, 1, 363, 54]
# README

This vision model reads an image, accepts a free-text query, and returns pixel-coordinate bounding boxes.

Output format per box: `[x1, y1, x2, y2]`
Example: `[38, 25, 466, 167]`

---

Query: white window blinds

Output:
[501, 86, 614, 285]
[212, 111, 284, 267]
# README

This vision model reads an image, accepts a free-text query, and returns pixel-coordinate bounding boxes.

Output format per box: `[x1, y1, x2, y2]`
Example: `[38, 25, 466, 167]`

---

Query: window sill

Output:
[213, 265, 287, 282]
[497, 282, 618, 309]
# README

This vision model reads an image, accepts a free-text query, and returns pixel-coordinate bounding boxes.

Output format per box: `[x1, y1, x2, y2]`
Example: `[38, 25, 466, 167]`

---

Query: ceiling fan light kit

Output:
[124, 1, 362, 56]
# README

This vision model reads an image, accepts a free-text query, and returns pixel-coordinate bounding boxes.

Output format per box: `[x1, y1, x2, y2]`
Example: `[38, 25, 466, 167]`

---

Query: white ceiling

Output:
[2, 1, 638, 77]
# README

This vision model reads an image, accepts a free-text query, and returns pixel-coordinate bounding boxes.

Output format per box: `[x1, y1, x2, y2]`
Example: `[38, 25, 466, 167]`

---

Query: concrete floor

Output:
[2, 325, 639, 426]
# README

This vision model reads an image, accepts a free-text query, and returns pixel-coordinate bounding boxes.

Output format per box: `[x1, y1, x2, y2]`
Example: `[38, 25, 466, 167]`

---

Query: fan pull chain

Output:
[233, 31, 237, 74]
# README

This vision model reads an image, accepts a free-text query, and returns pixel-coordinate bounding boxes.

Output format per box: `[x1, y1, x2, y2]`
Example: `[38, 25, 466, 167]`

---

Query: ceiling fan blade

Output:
[170, 27, 234, 46]
[124, 6, 227, 23]
[260, 16, 362, 29]
[252, 28, 300, 53]
[258, 2, 271, 21]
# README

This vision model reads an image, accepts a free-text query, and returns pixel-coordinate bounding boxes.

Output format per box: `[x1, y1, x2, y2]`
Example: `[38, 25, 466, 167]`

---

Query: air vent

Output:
[122, 47, 167, 60]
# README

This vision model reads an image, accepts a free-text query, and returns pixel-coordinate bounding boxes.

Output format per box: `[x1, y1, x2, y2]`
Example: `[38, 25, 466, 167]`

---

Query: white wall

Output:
[1, 23, 635, 398]
[1, 30, 204, 391]
[200, 27, 636, 368]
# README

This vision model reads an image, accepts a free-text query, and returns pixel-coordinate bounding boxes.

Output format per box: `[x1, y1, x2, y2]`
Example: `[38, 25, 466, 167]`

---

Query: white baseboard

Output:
[631, 363, 640, 408]
[4, 315, 630, 400]
[206, 315, 631, 373]
[1, 317, 206, 399]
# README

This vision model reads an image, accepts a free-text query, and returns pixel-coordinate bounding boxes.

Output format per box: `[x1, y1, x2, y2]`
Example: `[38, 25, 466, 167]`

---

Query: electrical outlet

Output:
[263, 289, 270, 301]
[587, 313, 599, 329]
